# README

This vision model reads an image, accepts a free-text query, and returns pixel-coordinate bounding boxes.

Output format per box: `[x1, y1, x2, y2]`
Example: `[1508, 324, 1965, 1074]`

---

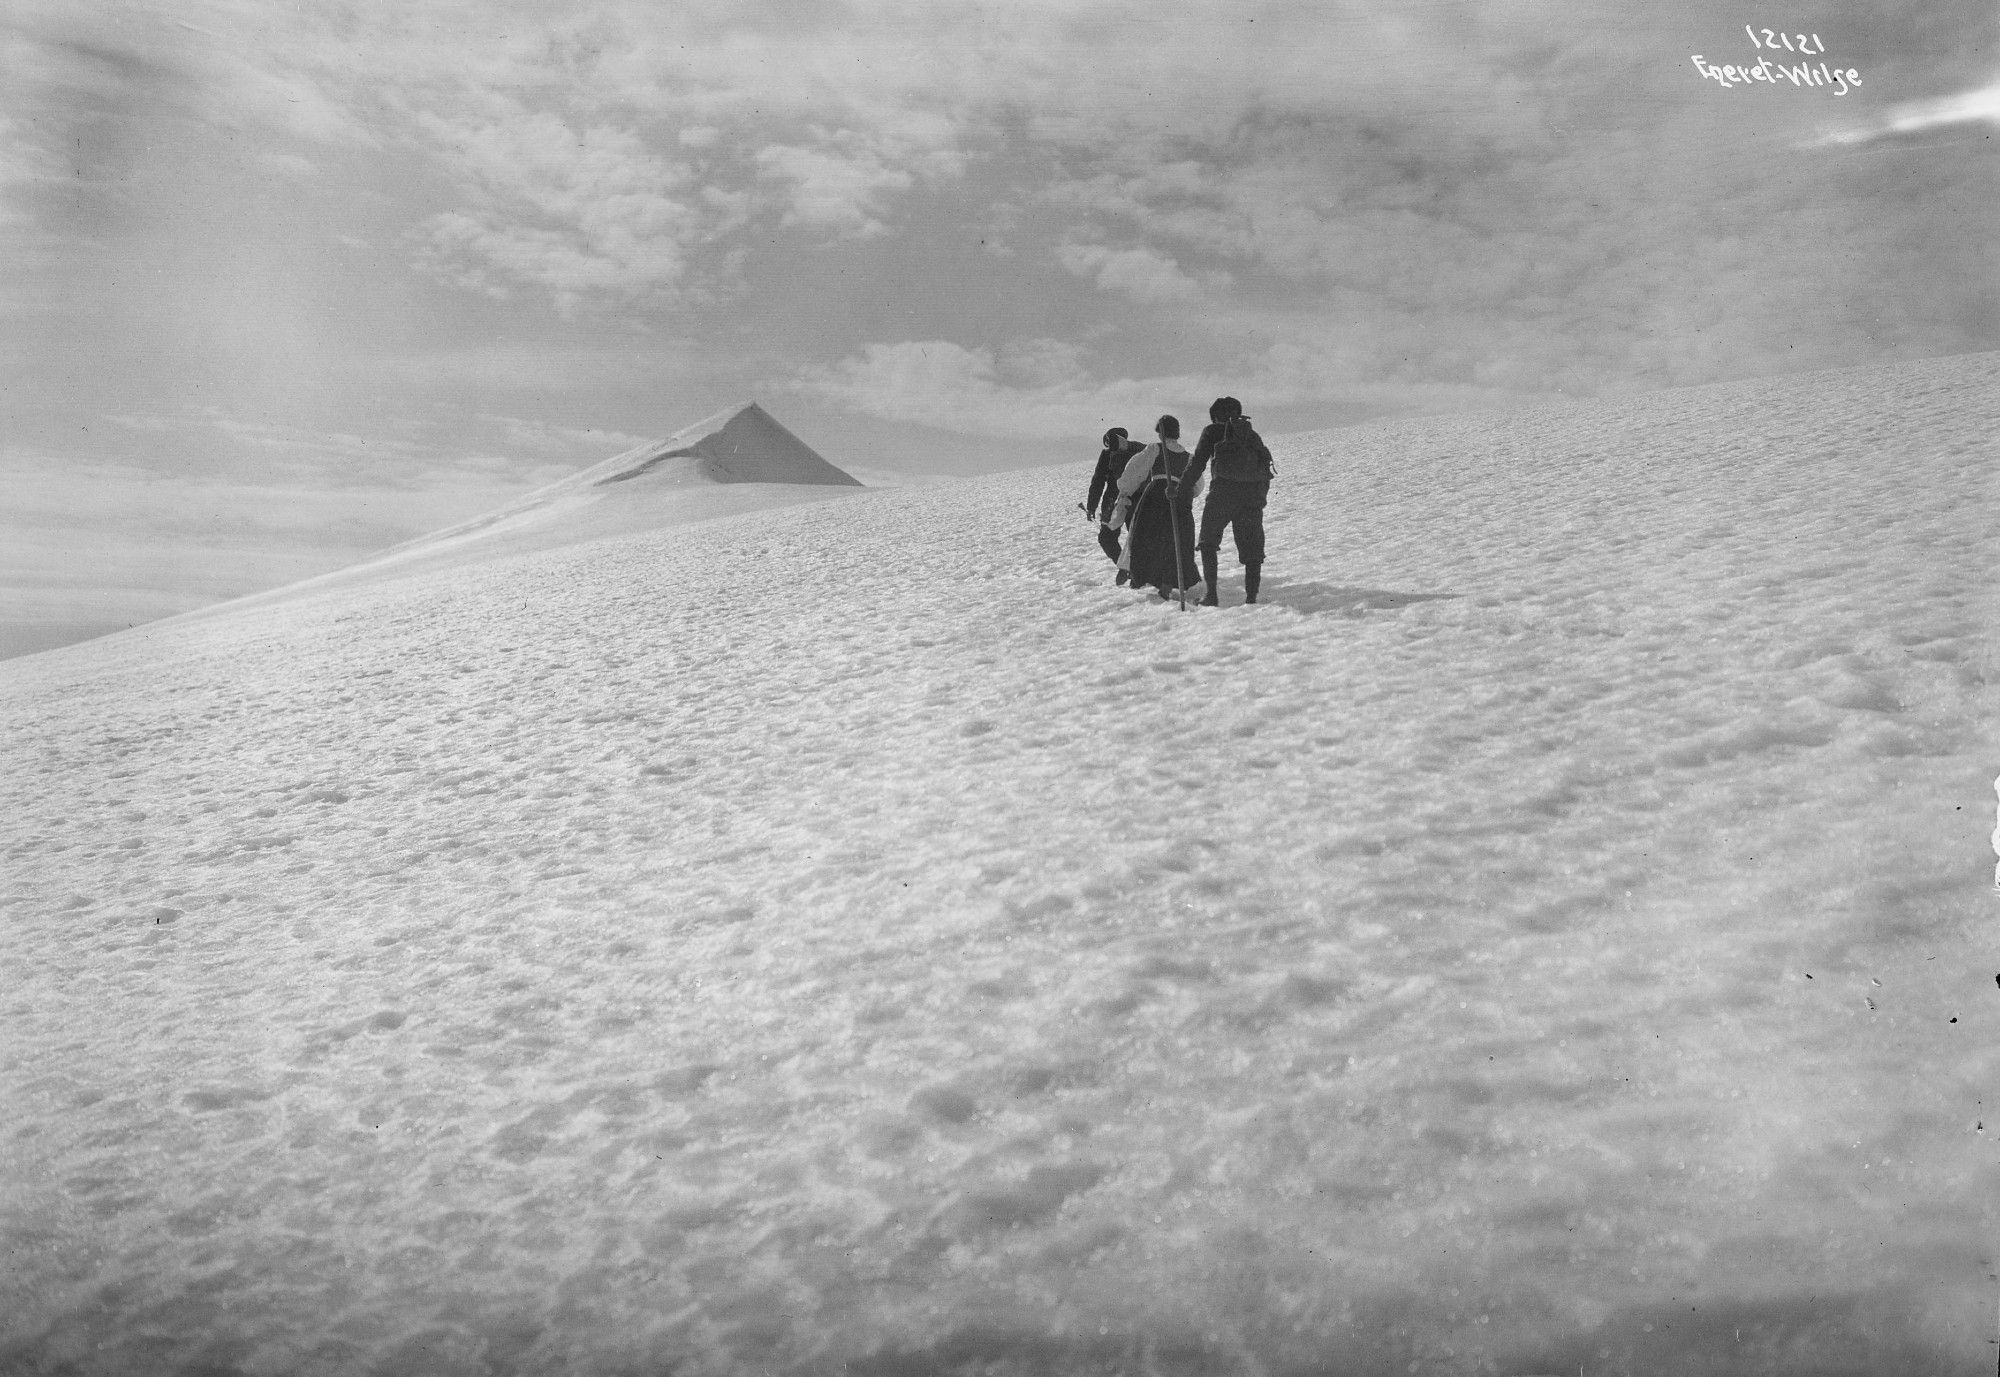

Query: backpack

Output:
[1211, 415, 1274, 483]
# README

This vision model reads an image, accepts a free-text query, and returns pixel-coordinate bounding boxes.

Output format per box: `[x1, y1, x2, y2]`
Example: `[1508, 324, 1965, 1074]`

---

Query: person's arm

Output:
[1182, 423, 1219, 490]
[1181, 445, 1204, 505]
[1087, 452, 1112, 519]
[1115, 444, 1157, 500]
[1109, 444, 1155, 524]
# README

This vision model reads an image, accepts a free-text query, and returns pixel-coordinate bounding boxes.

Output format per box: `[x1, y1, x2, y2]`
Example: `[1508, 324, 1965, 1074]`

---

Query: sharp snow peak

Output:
[585, 402, 861, 488]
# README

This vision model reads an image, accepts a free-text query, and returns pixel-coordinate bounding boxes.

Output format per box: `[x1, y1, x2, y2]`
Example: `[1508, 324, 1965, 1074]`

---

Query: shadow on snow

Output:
[1253, 578, 1460, 616]
[847, 1287, 1962, 1377]
[0, 1283, 1966, 1376]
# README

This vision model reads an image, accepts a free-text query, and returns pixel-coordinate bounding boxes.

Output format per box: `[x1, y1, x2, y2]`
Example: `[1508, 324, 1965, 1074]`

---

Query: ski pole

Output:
[1167, 475, 1188, 611]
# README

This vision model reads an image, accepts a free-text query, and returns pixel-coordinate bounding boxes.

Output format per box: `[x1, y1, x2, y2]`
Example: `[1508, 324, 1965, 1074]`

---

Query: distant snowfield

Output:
[3, 354, 1996, 1376]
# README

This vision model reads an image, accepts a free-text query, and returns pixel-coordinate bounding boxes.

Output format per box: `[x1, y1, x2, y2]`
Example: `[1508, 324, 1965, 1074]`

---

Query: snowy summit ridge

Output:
[581, 401, 861, 489]
[402, 400, 861, 553]
[211, 401, 864, 611]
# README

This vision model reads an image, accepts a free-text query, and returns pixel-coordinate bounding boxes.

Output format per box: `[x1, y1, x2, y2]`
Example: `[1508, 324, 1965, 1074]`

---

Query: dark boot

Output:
[1199, 550, 1219, 606]
[1115, 569, 1130, 586]
[1244, 563, 1261, 604]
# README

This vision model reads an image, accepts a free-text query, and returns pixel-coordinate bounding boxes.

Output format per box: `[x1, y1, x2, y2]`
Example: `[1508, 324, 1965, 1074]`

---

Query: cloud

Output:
[796, 327, 1549, 443]
[755, 137, 914, 238]
[73, 405, 588, 495]
[793, 340, 1148, 438]
[9, 0, 1995, 449]
[0, 442, 553, 626]
[0, 113, 64, 227]
[408, 105, 702, 308]
[997, 338, 1090, 389]
[1809, 76, 2000, 146]
[1057, 242, 1205, 302]
[370, 343, 673, 392]
[1, 2, 375, 150]
[0, 1, 1682, 325]
[486, 415, 651, 457]
[420, 213, 650, 309]
[255, 151, 319, 178]
[795, 335, 1427, 441]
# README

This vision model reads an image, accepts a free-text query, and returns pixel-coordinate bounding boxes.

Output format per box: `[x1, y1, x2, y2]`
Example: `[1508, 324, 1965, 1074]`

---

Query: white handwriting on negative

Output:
[1744, 27, 1825, 55]
[1690, 54, 1861, 94]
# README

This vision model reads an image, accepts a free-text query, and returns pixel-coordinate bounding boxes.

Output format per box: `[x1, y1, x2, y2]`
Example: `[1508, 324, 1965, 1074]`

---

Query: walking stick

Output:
[1166, 466, 1189, 612]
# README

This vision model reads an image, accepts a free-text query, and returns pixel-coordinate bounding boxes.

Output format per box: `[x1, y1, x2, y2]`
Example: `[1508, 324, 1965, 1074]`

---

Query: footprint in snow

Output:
[940, 1161, 1107, 1236]
[183, 1086, 274, 1113]
[910, 1084, 978, 1124]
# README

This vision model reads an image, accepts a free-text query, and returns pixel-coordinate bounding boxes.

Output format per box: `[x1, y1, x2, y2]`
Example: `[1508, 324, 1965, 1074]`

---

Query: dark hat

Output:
[1209, 396, 1242, 422]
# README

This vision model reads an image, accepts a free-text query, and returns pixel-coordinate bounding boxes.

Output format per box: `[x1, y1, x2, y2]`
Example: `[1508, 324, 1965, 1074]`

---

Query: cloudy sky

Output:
[2, 0, 1994, 653]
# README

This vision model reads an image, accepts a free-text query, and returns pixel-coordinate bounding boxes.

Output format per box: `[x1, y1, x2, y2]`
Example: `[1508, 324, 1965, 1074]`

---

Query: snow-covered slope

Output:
[2, 353, 1996, 1376]
[198, 401, 865, 615]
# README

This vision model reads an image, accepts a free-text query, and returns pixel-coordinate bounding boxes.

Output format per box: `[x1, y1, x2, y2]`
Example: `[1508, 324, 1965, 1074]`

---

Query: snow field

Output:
[2, 351, 1997, 1375]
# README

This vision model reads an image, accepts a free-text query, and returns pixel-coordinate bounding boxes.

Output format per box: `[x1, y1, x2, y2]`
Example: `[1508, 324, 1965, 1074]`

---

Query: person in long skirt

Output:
[1109, 414, 1204, 600]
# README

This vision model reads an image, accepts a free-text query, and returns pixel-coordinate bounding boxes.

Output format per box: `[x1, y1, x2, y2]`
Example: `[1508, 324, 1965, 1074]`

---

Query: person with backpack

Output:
[1180, 395, 1274, 606]
[1109, 414, 1203, 601]
[1087, 427, 1144, 580]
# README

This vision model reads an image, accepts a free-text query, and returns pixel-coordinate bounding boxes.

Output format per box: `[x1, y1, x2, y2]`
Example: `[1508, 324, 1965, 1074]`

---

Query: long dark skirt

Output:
[1126, 483, 1200, 593]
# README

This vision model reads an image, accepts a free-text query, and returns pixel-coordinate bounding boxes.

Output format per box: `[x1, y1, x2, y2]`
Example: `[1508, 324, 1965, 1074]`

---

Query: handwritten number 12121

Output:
[1747, 27, 1824, 52]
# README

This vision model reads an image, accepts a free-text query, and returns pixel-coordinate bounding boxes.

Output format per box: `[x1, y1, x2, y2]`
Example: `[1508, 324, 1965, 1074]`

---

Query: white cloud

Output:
[487, 415, 651, 456]
[1057, 242, 1205, 302]
[755, 139, 914, 238]
[0, 115, 63, 229]
[1809, 77, 2000, 147]
[794, 339, 1226, 439]
[256, 151, 319, 178]
[795, 330, 1529, 442]
[3, 1, 377, 148]
[203, 43, 374, 148]
[420, 211, 689, 314]
[410, 105, 700, 307]
[231, 1, 1466, 310]
[375, 343, 670, 391]
[1, 1, 1551, 316]
[998, 338, 1090, 389]
[8, 0, 1990, 440]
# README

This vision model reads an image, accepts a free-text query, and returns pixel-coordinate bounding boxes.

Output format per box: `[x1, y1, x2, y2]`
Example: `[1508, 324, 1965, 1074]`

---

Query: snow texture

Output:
[2, 354, 1997, 1376]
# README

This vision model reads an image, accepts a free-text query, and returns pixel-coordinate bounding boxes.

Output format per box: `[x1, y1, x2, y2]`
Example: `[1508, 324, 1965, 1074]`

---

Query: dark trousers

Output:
[1197, 480, 1268, 564]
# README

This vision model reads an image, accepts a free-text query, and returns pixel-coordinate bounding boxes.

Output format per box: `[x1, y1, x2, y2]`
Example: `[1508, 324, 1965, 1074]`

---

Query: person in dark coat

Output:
[1087, 428, 1142, 521]
[1109, 414, 1203, 600]
[1088, 427, 1144, 581]
[1181, 395, 1273, 606]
